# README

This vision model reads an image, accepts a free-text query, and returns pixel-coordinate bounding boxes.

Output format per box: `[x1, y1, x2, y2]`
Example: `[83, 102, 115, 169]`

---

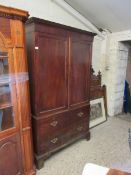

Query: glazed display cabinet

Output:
[0, 5, 35, 175]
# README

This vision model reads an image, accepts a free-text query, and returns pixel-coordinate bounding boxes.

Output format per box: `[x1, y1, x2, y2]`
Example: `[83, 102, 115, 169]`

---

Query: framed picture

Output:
[90, 97, 106, 128]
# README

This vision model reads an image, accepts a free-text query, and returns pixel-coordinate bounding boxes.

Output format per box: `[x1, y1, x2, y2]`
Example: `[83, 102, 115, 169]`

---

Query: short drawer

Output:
[38, 133, 63, 154]
[35, 112, 69, 136]
[62, 118, 89, 144]
[69, 105, 90, 122]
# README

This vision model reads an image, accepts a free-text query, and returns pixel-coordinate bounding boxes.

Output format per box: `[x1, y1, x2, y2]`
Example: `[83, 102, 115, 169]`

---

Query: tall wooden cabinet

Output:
[0, 5, 35, 175]
[26, 17, 95, 169]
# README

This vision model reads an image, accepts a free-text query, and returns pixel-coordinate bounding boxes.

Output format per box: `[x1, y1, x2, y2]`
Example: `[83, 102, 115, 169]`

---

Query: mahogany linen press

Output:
[25, 17, 95, 169]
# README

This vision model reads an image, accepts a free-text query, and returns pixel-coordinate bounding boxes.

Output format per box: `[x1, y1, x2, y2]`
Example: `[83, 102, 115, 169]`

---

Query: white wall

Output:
[0, 0, 91, 31]
[100, 31, 131, 116]
[92, 30, 131, 116]
[92, 32, 110, 79]
[92, 36, 103, 73]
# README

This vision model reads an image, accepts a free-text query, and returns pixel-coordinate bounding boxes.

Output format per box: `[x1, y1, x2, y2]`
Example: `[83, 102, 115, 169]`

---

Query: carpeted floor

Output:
[37, 114, 131, 175]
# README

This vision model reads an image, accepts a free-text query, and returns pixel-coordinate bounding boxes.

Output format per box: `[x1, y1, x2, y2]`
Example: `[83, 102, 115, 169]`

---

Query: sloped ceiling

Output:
[64, 0, 131, 32]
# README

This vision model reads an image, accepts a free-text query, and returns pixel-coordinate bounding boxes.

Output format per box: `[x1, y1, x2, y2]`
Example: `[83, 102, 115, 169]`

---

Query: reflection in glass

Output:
[0, 85, 11, 106]
[0, 52, 9, 75]
[0, 110, 3, 131]
[0, 51, 14, 132]
[0, 107, 14, 131]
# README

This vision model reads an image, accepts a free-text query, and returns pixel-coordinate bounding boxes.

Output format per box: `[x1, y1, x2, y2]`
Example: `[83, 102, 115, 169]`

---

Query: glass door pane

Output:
[0, 84, 11, 106]
[0, 107, 14, 131]
[0, 51, 14, 131]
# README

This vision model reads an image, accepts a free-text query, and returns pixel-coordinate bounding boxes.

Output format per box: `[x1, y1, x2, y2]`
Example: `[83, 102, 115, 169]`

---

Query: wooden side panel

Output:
[11, 20, 24, 47]
[10, 19, 35, 175]
[26, 31, 37, 115]
[13, 48, 30, 127]
[36, 33, 68, 114]
[22, 129, 35, 175]
[0, 134, 23, 175]
[69, 33, 92, 107]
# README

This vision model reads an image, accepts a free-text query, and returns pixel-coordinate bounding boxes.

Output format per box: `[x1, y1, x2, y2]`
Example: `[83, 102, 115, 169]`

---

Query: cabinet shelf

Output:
[0, 56, 8, 59]
[0, 75, 10, 84]
[0, 103, 12, 110]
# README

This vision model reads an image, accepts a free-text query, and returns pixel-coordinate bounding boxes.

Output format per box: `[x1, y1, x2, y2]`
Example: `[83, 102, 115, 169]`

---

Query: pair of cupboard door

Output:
[35, 32, 91, 114]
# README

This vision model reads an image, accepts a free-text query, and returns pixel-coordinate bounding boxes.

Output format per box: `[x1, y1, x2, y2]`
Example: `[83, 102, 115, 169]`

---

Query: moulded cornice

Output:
[0, 4, 29, 22]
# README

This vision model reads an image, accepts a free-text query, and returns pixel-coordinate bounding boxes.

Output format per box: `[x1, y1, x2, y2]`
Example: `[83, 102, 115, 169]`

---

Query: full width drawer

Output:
[34, 105, 90, 136]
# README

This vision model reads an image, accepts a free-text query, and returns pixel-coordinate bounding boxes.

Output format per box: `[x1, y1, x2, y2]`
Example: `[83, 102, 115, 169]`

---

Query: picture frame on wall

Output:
[90, 97, 106, 128]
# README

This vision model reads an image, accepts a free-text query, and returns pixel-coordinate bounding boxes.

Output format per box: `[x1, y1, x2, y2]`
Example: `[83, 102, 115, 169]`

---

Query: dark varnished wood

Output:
[0, 134, 23, 175]
[26, 17, 95, 169]
[36, 33, 68, 114]
[26, 17, 96, 37]
[90, 67, 107, 115]
[33, 119, 89, 155]
[69, 32, 91, 107]
[32, 105, 89, 155]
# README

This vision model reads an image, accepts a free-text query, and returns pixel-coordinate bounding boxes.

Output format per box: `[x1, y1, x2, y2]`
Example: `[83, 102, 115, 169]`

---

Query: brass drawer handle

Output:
[77, 112, 84, 117]
[77, 126, 83, 131]
[17, 172, 22, 175]
[17, 172, 21, 175]
[50, 138, 58, 144]
[50, 121, 58, 127]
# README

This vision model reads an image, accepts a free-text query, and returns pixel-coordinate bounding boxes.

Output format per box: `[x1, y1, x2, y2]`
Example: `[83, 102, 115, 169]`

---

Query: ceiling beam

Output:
[52, 0, 104, 38]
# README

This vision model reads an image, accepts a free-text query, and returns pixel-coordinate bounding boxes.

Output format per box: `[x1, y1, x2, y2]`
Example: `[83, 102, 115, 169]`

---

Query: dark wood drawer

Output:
[35, 118, 89, 155]
[38, 133, 63, 155]
[63, 118, 89, 143]
[32, 112, 68, 154]
[69, 105, 90, 122]
[34, 111, 69, 136]
[34, 105, 89, 136]
[33, 105, 90, 155]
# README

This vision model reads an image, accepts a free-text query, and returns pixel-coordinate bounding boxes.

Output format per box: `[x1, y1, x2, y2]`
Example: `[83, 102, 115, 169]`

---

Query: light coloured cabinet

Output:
[0, 5, 35, 175]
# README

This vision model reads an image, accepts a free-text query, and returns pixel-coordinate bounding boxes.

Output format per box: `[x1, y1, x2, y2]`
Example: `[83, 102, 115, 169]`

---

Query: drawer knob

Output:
[77, 126, 83, 131]
[77, 112, 84, 117]
[50, 121, 58, 127]
[50, 138, 58, 144]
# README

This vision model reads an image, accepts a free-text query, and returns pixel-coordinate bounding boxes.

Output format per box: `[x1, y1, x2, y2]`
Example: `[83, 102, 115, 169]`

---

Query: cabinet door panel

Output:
[0, 134, 23, 175]
[0, 41, 18, 132]
[69, 38, 91, 106]
[37, 34, 68, 113]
